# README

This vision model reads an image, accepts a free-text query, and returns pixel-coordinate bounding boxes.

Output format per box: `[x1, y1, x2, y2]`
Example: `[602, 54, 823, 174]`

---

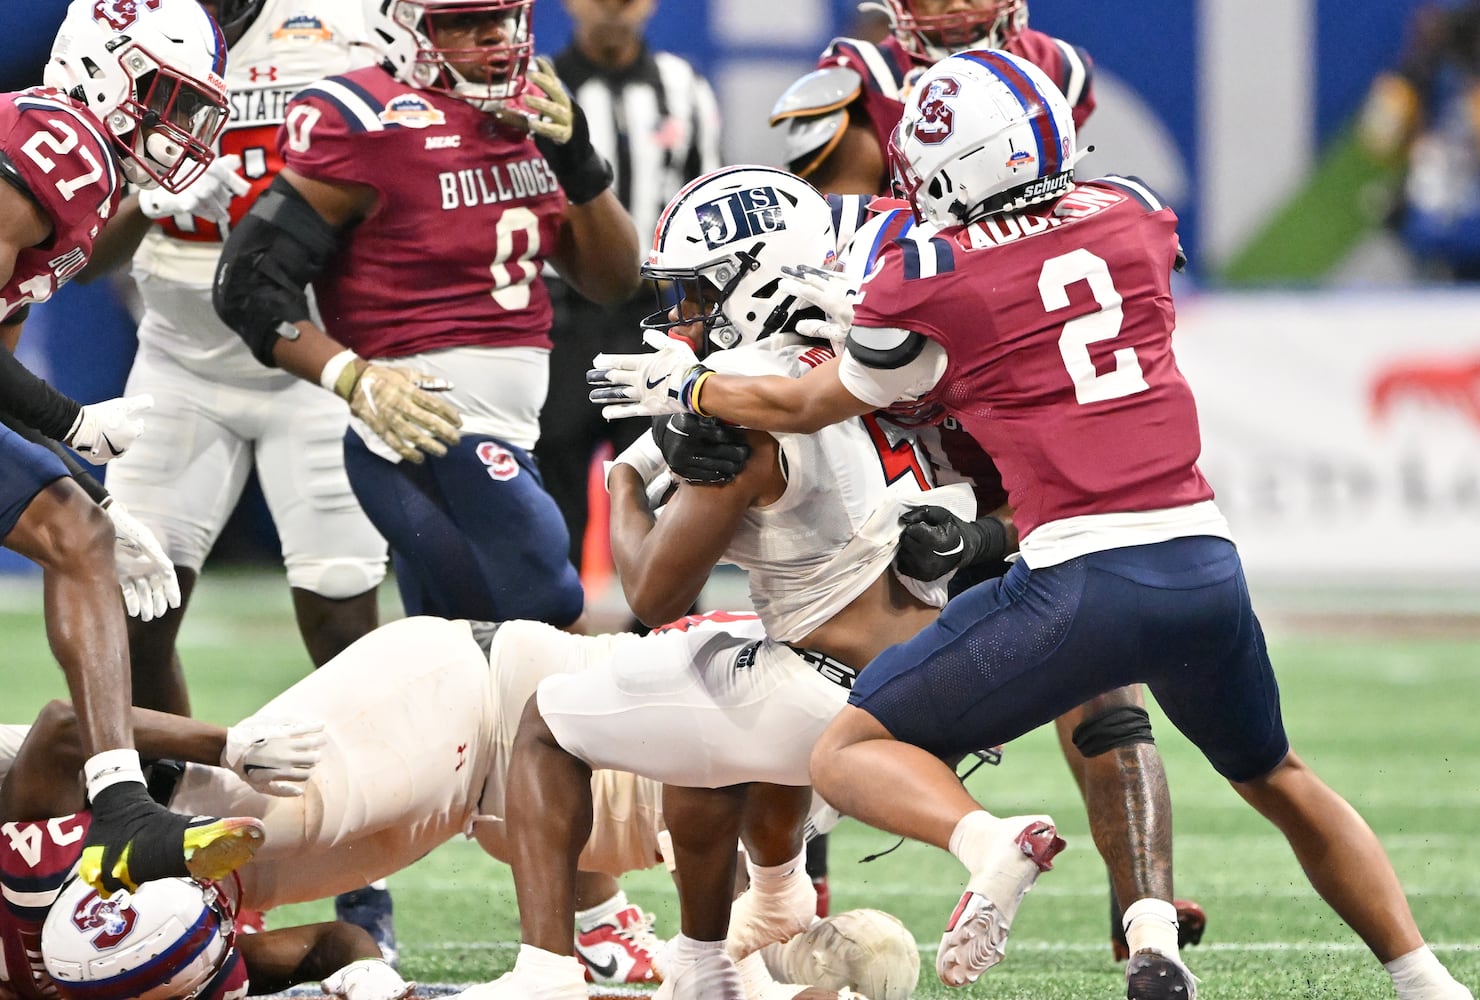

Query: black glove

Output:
[526, 58, 612, 205]
[653, 413, 751, 484]
[894, 506, 1008, 581]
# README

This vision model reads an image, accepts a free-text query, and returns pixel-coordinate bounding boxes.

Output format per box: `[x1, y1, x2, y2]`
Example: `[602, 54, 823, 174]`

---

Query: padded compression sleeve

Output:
[0, 345, 82, 441]
[213, 175, 340, 368]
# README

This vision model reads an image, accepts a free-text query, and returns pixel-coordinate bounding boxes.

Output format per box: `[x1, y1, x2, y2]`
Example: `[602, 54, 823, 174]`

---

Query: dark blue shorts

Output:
[850, 536, 1289, 783]
[0, 424, 71, 542]
[344, 431, 584, 627]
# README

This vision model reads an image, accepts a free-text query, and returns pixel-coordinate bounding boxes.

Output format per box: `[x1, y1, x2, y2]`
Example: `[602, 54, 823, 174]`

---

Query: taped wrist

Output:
[1072, 705, 1155, 758]
[213, 175, 339, 367]
[961, 515, 1009, 567]
[535, 104, 612, 205]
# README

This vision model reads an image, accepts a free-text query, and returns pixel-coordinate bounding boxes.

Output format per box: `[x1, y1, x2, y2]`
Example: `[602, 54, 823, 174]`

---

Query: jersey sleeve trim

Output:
[1097, 174, 1167, 212]
[898, 228, 956, 280]
[830, 39, 906, 99]
[846, 325, 927, 370]
[295, 76, 391, 133]
[1050, 38, 1094, 108]
[827, 193, 873, 253]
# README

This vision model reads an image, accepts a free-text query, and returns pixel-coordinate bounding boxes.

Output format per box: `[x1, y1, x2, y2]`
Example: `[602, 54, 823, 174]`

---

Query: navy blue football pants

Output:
[850, 536, 1290, 783]
[0, 423, 71, 542]
[344, 431, 584, 627]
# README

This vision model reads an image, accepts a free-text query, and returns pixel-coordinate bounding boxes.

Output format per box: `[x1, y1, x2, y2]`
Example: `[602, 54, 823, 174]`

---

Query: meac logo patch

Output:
[70, 887, 139, 950]
[694, 186, 787, 250]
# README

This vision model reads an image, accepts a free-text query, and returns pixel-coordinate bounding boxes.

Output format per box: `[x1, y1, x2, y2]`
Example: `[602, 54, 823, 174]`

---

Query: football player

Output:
[0, 0, 265, 899]
[590, 51, 1477, 1000]
[469, 165, 1022, 1000]
[771, 0, 1206, 965]
[2, 613, 921, 1000]
[72, 0, 400, 963]
[212, 0, 642, 634]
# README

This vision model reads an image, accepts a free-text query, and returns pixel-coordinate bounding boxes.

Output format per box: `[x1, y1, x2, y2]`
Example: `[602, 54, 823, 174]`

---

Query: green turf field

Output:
[2, 569, 1477, 998]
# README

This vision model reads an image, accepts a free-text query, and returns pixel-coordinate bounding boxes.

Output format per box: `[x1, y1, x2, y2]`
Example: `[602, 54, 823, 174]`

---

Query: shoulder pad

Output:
[1094, 175, 1169, 213]
[775, 109, 848, 177]
[846, 326, 928, 370]
[768, 66, 863, 125]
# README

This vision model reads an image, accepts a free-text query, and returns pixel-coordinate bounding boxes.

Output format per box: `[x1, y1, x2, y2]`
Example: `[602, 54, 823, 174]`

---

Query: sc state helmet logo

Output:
[70, 887, 139, 950]
[695, 186, 788, 250]
[476, 441, 520, 482]
[913, 76, 960, 145]
[92, 0, 162, 30]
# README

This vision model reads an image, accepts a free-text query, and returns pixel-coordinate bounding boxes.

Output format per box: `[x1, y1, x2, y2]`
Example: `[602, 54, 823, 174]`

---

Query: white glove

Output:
[778, 263, 860, 343]
[321, 960, 414, 1000]
[103, 498, 180, 623]
[587, 329, 706, 420]
[222, 717, 328, 796]
[65, 394, 154, 463]
[137, 154, 250, 224]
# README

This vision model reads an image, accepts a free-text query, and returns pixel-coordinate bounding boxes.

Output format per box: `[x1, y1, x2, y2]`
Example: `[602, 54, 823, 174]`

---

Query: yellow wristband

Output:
[688, 369, 715, 418]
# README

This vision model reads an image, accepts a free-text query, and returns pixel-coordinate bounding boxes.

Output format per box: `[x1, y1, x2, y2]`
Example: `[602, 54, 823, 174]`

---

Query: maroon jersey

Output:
[817, 30, 1094, 178]
[0, 811, 248, 1000]
[280, 66, 567, 359]
[851, 178, 1212, 541]
[0, 90, 121, 321]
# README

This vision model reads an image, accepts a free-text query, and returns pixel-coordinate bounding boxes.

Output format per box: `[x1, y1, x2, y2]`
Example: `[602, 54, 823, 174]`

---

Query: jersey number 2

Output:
[1039, 249, 1149, 405]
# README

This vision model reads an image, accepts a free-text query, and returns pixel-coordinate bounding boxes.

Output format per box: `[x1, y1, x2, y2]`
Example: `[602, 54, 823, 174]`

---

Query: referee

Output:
[536, 0, 722, 579]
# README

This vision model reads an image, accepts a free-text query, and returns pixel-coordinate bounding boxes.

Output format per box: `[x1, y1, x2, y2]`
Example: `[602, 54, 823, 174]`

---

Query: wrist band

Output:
[684, 368, 715, 417]
[319, 349, 361, 397]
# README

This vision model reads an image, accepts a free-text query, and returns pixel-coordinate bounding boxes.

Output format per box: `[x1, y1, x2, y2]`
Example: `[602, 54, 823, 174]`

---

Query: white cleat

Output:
[449, 961, 585, 1000]
[936, 815, 1065, 987]
[1125, 949, 1199, 1000]
[726, 878, 818, 960]
[654, 949, 746, 1000]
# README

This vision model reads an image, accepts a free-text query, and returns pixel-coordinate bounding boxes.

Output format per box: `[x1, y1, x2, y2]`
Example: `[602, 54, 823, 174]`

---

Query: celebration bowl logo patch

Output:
[1006, 148, 1036, 170]
[271, 13, 333, 41]
[380, 94, 446, 129]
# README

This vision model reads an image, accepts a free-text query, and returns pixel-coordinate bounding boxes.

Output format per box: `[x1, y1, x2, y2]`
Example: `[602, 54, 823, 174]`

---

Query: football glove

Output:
[588, 329, 708, 420]
[778, 263, 860, 342]
[524, 57, 612, 204]
[321, 959, 415, 1000]
[137, 154, 251, 225]
[103, 498, 181, 623]
[652, 413, 751, 484]
[337, 363, 462, 464]
[65, 394, 154, 463]
[894, 506, 1008, 581]
[221, 717, 328, 796]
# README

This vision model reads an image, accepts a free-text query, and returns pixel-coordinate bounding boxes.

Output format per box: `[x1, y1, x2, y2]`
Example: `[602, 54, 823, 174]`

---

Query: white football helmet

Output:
[766, 908, 921, 1000]
[366, 0, 534, 110]
[875, 0, 1029, 61]
[43, 877, 236, 1000]
[644, 165, 838, 351]
[44, 0, 229, 193]
[890, 48, 1077, 227]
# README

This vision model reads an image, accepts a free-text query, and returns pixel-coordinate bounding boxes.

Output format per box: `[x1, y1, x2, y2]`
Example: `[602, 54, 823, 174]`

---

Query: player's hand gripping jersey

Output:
[0, 90, 121, 320]
[0, 812, 248, 1000]
[278, 64, 568, 361]
[850, 178, 1223, 564]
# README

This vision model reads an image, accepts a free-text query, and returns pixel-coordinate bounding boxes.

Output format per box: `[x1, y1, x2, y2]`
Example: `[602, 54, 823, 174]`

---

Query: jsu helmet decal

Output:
[695, 187, 788, 250]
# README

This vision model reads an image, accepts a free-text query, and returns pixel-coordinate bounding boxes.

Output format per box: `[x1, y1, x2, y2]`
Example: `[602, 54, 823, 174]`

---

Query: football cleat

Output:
[1125, 949, 1198, 999]
[652, 948, 744, 1000]
[80, 782, 264, 896]
[451, 967, 584, 1000]
[936, 815, 1065, 987]
[336, 885, 399, 968]
[726, 877, 818, 961]
[1112, 899, 1208, 962]
[575, 905, 663, 984]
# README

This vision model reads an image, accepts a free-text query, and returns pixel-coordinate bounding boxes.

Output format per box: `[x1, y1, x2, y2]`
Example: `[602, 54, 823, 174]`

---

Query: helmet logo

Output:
[91, 0, 162, 31]
[914, 76, 960, 145]
[695, 187, 787, 250]
[69, 888, 139, 950]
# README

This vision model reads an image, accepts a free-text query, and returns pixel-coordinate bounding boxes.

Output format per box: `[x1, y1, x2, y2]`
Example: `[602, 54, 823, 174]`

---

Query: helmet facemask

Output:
[387, 0, 533, 110]
[111, 43, 228, 192]
[882, 0, 1029, 61]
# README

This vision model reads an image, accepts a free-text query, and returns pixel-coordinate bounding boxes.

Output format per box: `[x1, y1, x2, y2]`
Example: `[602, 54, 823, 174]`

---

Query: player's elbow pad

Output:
[212, 175, 339, 367]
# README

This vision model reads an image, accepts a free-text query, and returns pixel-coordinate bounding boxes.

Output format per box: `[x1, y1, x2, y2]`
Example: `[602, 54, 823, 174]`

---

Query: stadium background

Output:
[0, 3, 1478, 997]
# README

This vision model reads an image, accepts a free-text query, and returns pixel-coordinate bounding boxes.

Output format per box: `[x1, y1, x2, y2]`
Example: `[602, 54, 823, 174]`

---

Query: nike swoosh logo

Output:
[242, 763, 272, 773]
[100, 431, 119, 454]
[645, 376, 666, 389]
[934, 540, 965, 557]
[585, 954, 620, 980]
[668, 424, 690, 437]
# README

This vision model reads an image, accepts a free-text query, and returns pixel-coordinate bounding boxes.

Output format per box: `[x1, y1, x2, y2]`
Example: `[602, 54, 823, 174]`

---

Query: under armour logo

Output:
[455, 742, 468, 771]
[247, 66, 279, 83]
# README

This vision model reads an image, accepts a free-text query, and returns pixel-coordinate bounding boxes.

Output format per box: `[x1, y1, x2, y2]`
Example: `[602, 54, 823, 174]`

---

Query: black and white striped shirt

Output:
[553, 44, 723, 244]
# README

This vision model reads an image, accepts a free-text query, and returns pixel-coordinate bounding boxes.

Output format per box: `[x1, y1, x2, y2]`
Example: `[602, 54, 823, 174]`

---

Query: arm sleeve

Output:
[0, 348, 82, 441]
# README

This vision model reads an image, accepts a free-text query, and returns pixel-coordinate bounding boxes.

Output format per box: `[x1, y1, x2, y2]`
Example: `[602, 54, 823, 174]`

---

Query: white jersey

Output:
[131, 0, 374, 379]
[700, 334, 974, 640]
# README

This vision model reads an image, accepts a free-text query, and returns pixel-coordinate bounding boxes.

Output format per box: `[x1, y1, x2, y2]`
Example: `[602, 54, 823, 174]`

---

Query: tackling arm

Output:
[694, 357, 875, 435]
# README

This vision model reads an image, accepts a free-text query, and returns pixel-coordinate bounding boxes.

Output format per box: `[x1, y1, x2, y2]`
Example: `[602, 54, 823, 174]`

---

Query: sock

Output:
[511, 943, 586, 986]
[576, 890, 629, 932]
[947, 810, 1002, 870]
[1123, 897, 1180, 961]
[369, 878, 388, 891]
[84, 749, 147, 800]
[1386, 945, 1474, 1000]
[746, 850, 807, 896]
[668, 934, 727, 965]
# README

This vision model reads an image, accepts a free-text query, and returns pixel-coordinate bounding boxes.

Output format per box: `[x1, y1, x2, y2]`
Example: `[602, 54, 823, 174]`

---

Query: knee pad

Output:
[287, 557, 387, 599]
[1071, 705, 1155, 759]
